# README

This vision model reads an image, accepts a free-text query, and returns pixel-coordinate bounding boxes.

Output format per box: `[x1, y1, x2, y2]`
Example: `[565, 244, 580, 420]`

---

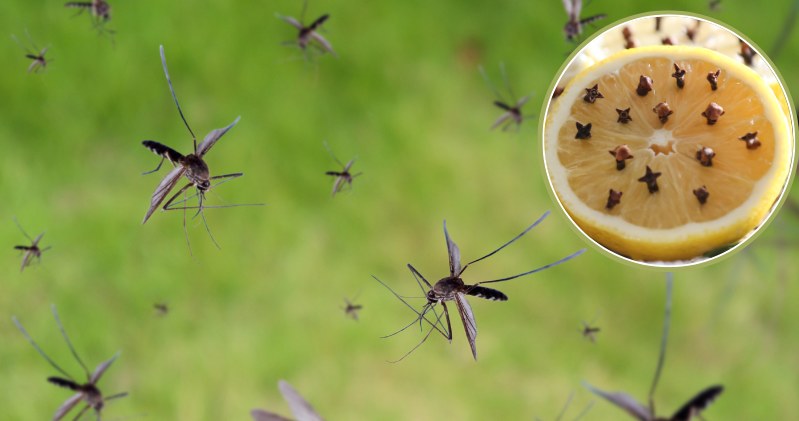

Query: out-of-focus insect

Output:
[277, 0, 336, 58]
[12, 305, 127, 421]
[324, 143, 361, 197]
[13, 218, 51, 272]
[154, 303, 169, 316]
[374, 211, 586, 361]
[11, 32, 49, 73]
[141, 45, 261, 250]
[480, 63, 534, 131]
[584, 274, 724, 421]
[251, 380, 324, 421]
[535, 391, 594, 421]
[64, 0, 113, 35]
[342, 296, 363, 321]
[562, 0, 607, 42]
[579, 317, 601, 343]
[708, 0, 722, 11]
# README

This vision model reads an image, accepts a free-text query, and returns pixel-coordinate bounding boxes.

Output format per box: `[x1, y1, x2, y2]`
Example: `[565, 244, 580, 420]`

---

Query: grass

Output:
[1, 0, 798, 419]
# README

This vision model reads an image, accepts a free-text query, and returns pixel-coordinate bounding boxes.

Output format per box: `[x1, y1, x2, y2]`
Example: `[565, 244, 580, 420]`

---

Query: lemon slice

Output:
[543, 45, 793, 262]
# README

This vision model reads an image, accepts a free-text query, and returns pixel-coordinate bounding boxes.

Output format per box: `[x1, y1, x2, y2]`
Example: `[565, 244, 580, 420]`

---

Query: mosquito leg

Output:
[11, 316, 74, 381]
[387, 308, 448, 364]
[372, 276, 449, 338]
[440, 301, 453, 341]
[324, 141, 345, 168]
[182, 189, 192, 256]
[199, 204, 221, 250]
[51, 305, 91, 380]
[13, 217, 34, 243]
[141, 157, 165, 175]
[70, 403, 91, 421]
[162, 183, 195, 211]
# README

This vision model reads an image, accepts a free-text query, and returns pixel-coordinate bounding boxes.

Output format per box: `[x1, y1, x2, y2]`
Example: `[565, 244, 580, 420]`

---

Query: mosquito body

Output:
[154, 303, 169, 316]
[375, 211, 585, 361]
[562, 0, 606, 42]
[342, 298, 363, 321]
[251, 380, 324, 421]
[11, 33, 48, 73]
[13, 219, 50, 272]
[585, 274, 725, 421]
[12, 305, 127, 421]
[142, 45, 260, 249]
[480, 64, 534, 131]
[65, 0, 111, 23]
[324, 143, 361, 197]
[278, 0, 336, 58]
[580, 321, 600, 343]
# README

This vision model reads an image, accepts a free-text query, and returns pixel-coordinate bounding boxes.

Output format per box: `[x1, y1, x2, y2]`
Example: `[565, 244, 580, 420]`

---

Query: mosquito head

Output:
[95, 1, 111, 21]
[425, 289, 437, 303]
[197, 180, 211, 191]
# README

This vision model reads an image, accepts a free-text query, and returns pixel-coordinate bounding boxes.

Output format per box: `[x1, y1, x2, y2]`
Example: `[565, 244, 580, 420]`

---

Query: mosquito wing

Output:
[278, 15, 304, 30]
[562, 0, 578, 16]
[89, 352, 119, 384]
[251, 409, 292, 421]
[455, 293, 478, 360]
[490, 112, 512, 130]
[310, 32, 337, 57]
[278, 380, 324, 421]
[442, 221, 462, 277]
[142, 166, 185, 223]
[20, 250, 34, 272]
[53, 393, 83, 421]
[583, 382, 651, 421]
[669, 385, 724, 421]
[331, 175, 344, 197]
[196, 116, 241, 157]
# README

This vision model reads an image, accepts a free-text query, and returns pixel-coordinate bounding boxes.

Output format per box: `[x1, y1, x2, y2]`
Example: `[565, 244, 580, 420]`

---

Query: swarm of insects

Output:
[479, 63, 534, 131]
[277, 0, 336, 58]
[12, 305, 127, 420]
[584, 274, 724, 420]
[324, 142, 361, 197]
[141, 45, 261, 250]
[251, 380, 324, 421]
[11, 32, 49, 73]
[375, 211, 585, 361]
[13, 218, 51, 272]
[562, 0, 606, 42]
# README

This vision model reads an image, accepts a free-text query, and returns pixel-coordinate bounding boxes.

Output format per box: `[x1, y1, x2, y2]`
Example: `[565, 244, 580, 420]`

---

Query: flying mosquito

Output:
[141, 45, 261, 250]
[65, 0, 113, 35]
[342, 296, 363, 321]
[324, 142, 361, 197]
[535, 391, 594, 421]
[562, 0, 606, 42]
[154, 302, 169, 316]
[11, 32, 49, 73]
[374, 211, 586, 361]
[13, 218, 51, 272]
[251, 380, 324, 421]
[277, 0, 336, 58]
[12, 305, 127, 421]
[584, 273, 725, 421]
[579, 313, 601, 343]
[480, 63, 534, 131]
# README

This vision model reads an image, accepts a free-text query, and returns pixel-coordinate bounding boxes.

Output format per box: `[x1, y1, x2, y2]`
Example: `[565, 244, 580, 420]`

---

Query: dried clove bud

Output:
[696, 146, 716, 166]
[609, 145, 634, 170]
[701, 102, 725, 125]
[575, 122, 592, 139]
[707, 69, 720, 90]
[693, 186, 709, 204]
[739, 131, 761, 149]
[606, 189, 623, 209]
[637, 75, 653, 96]
[672, 64, 686, 88]
[552, 86, 565, 99]
[616, 107, 632, 124]
[638, 165, 662, 193]
[653, 102, 674, 124]
[583, 84, 604, 103]
[661, 36, 675, 45]
[739, 39, 756, 66]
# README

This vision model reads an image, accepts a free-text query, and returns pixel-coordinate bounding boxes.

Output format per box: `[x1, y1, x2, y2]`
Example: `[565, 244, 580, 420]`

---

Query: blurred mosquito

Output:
[324, 142, 361, 197]
[374, 211, 586, 361]
[342, 296, 363, 321]
[277, 0, 336, 59]
[535, 391, 594, 421]
[584, 273, 725, 420]
[562, 0, 606, 42]
[65, 0, 114, 36]
[154, 303, 169, 316]
[12, 305, 127, 421]
[579, 317, 601, 343]
[141, 45, 262, 251]
[11, 32, 49, 73]
[479, 63, 534, 131]
[251, 380, 324, 421]
[13, 218, 51, 272]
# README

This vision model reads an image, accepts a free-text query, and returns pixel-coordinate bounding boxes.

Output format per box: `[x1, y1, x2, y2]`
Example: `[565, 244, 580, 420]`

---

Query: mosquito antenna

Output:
[300, 0, 308, 24]
[323, 141, 345, 168]
[159, 45, 197, 152]
[50, 305, 91, 380]
[407, 264, 434, 290]
[648, 272, 673, 409]
[474, 248, 586, 285]
[555, 391, 575, 421]
[13, 217, 34, 243]
[199, 200, 222, 250]
[24, 28, 40, 52]
[500, 62, 518, 103]
[460, 211, 551, 276]
[372, 275, 448, 336]
[572, 401, 594, 421]
[387, 308, 447, 363]
[479, 65, 506, 104]
[182, 189, 193, 256]
[12, 316, 75, 380]
[381, 303, 433, 338]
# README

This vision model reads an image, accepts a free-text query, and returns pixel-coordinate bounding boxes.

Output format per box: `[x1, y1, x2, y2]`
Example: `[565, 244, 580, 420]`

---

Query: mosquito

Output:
[562, 0, 606, 42]
[251, 380, 324, 421]
[479, 63, 534, 131]
[584, 273, 725, 420]
[277, 0, 336, 58]
[141, 45, 261, 250]
[11, 32, 49, 73]
[374, 211, 586, 361]
[535, 391, 594, 421]
[13, 218, 51, 272]
[579, 318, 601, 343]
[12, 305, 127, 421]
[154, 303, 169, 316]
[342, 296, 363, 321]
[324, 142, 361, 197]
[65, 0, 114, 36]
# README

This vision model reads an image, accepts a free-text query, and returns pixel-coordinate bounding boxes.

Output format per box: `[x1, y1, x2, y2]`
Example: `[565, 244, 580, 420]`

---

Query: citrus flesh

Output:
[544, 46, 792, 262]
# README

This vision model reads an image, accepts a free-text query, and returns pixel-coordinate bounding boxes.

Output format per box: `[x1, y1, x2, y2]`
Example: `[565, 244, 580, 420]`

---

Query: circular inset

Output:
[542, 13, 796, 266]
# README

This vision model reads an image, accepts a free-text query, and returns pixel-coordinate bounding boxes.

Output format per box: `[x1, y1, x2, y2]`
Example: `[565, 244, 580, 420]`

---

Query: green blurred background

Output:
[1, 0, 798, 419]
